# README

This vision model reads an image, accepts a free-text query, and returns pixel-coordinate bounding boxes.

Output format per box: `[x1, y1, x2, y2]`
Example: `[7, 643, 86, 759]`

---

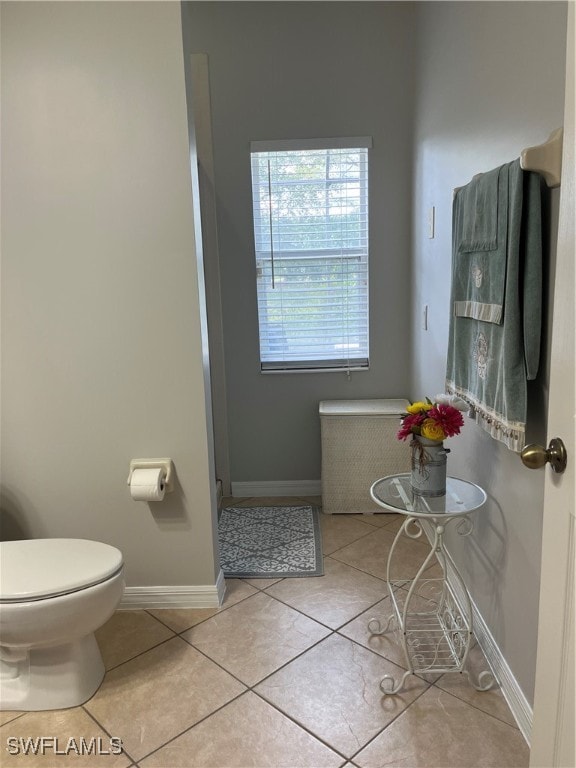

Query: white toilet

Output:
[0, 538, 124, 711]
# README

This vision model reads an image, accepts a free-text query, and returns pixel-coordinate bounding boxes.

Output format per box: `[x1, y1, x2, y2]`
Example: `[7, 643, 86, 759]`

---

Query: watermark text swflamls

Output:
[6, 736, 123, 756]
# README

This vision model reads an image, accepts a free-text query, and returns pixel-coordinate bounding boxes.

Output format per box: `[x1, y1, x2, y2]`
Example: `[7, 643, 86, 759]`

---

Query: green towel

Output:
[453, 165, 508, 324]
[446, 160, 543, 452]
[459, 164, 501, 253]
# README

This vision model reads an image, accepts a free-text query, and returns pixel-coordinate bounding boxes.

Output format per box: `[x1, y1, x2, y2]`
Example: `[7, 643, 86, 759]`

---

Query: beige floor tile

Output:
[339, 593, 445, 686]
[297, 495, 323, 507]
[255, 633, 429, 759]
[423, 559, 444, 578]
[140, 691, 343, 768]
[95, 611, 175, 670]
[353, 686, 529, 768]
[84, 636, 245, 762]
[0, 707, 131, 766]
[319, 513, 377, 554]
[0, 711, 25, 726]
[360, 512, 405, 530]
[220, 496, 248, 507]
[330, 526, 433, 581]
[221, 496, 255, 507]
[377, 514, 406, 533]
[148, 579, 257, 633]
[182, 592, 330, 686]
[242, 576, 284, 589]
[434, 642, 517, 727]
[339, 597, 409, 669]
[265, 557, 385, 629]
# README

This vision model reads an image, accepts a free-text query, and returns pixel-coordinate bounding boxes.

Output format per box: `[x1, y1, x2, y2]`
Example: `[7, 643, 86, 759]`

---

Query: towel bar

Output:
[520, 127, 563, 187]
[454, 127, 563, 197]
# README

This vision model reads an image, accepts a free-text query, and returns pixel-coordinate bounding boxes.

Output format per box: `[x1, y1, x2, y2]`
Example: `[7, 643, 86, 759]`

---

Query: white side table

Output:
[369, 473, 496, 694]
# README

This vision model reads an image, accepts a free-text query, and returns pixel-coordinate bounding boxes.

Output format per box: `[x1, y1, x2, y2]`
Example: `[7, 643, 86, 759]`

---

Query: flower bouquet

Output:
[397, 396, 465, 442]
[398, 396, 467, 498]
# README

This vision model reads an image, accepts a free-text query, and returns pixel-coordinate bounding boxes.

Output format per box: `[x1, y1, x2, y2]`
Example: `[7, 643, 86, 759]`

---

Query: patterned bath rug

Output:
[218, 505, 324, 578]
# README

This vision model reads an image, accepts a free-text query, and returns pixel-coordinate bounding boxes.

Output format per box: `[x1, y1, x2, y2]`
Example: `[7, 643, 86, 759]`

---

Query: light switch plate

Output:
[428, 206, 435, 239]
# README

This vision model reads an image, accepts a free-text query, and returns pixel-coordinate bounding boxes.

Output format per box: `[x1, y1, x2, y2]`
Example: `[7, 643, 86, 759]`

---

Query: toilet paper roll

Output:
[130, 467, 166, 502]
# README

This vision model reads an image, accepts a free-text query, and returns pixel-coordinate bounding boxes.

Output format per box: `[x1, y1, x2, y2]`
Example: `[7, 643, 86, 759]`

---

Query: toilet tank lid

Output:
[0, 539, 123, 602]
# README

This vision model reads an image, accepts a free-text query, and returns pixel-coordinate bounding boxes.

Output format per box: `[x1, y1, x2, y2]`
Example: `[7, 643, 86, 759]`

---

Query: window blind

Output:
[250, 140, 370, 371]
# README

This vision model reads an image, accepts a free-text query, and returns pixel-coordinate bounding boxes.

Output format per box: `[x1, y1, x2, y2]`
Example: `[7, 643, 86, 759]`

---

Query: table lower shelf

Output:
[388, 578, 471, 674]
[369, 578, 496, 694]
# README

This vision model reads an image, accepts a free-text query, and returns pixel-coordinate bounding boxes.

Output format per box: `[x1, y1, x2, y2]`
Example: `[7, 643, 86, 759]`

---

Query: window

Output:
[250, 137, 371, 372]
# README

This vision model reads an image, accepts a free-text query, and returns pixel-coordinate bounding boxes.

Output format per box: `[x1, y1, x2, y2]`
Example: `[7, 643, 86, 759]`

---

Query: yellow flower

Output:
[406, 401, 432, 414]
[421, 419, 446, 441]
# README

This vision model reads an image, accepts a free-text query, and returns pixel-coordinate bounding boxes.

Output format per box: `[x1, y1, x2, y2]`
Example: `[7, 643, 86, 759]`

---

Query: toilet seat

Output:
[0, 539, 124, 603]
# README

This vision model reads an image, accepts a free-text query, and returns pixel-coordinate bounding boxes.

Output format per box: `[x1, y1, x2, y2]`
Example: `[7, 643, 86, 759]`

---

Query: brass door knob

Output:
[521, 438, 567, 473]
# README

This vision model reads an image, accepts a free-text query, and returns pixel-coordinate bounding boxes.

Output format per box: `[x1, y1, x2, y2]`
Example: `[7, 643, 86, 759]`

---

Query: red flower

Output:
[397, 412, 425, 441]
[427, 404, 464, 438]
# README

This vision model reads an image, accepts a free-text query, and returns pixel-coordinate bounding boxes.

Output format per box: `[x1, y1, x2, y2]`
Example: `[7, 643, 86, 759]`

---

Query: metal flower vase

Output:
[410, 435, 447, 497]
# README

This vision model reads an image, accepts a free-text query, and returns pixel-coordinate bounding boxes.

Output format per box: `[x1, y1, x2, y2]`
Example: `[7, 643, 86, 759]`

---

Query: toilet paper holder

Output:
[127, 459, 174, 493]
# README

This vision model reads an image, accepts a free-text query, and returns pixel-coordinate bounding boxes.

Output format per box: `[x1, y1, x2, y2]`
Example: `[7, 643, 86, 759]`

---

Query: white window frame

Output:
[250, 137, 372, 373]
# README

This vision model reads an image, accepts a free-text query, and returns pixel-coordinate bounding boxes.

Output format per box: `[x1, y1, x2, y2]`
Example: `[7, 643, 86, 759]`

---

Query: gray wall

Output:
[411, 1, 567, 703]
[184, 2, 417, 484]
[1, 1, 220, 589]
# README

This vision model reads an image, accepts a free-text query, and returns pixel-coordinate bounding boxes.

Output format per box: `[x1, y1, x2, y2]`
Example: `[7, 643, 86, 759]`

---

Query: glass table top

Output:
[370, 474, 487, 518]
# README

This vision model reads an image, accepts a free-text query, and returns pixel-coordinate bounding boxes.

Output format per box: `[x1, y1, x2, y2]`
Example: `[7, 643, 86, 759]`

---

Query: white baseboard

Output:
[119, 569, 226, 610]
[230, 479, 322, 497]
[469, 592, 533, 744]
[420, 520, 532, 744]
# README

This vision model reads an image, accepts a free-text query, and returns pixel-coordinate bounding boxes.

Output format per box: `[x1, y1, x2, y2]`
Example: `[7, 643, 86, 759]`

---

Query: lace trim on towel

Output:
[453, 300, 503, 324]
[445, 381, 525, 452]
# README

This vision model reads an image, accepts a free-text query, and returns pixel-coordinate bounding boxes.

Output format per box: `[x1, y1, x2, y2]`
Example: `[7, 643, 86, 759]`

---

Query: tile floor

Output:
[0, 497, 530, 767]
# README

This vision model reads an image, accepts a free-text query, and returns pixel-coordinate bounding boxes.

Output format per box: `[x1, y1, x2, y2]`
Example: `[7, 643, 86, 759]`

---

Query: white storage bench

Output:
[319, 399, 410, 514]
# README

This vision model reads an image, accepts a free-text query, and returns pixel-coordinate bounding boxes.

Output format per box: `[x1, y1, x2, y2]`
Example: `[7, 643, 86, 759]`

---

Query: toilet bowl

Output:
[0, 538, 124, 711]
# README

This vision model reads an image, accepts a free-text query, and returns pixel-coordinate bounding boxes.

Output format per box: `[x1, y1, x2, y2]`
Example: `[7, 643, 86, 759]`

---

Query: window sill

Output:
[260, 365, 370, 375]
